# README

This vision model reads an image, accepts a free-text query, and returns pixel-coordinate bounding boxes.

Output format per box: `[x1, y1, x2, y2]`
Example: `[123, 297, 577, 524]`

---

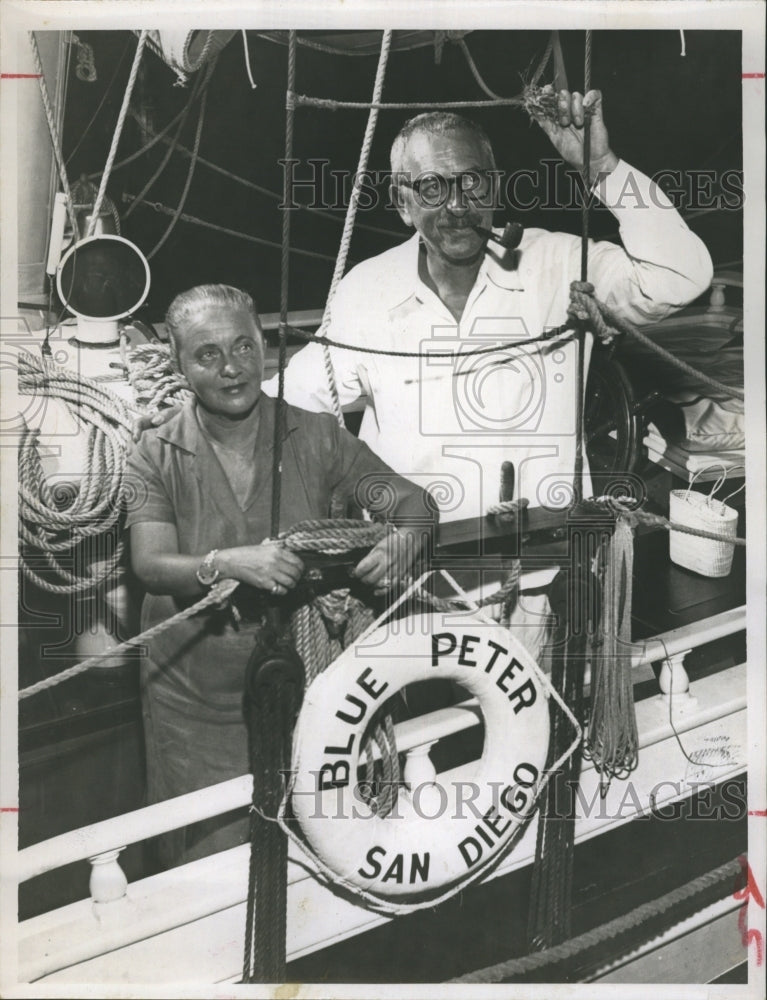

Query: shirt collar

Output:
[155, 393, 299, 455]
[384, 230, 523, 313]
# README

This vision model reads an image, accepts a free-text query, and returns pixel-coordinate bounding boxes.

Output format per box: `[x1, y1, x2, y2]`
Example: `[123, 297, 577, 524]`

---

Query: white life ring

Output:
[289, 612, 550, 905]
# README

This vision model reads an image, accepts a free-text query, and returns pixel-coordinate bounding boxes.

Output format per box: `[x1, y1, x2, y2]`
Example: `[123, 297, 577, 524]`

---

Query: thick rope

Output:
[292, 94, 527, 111]
[18, 579, 238, 700]
[288, 321, 572, 359]
[453, 856, 741, 982]
[616, 504, 746, 547]
[28, 32, 79, 236]
[87, 31, 148, 237]
[569, 283, 745, 401]
[313, 30, 393, 427]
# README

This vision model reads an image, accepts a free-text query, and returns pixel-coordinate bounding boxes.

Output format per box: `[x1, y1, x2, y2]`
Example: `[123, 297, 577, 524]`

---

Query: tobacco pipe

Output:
[472, 221, 524, 251]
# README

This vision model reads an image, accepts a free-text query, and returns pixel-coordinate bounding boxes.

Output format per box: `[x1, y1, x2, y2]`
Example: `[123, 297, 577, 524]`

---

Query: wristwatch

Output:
[196, 549, 220, 587]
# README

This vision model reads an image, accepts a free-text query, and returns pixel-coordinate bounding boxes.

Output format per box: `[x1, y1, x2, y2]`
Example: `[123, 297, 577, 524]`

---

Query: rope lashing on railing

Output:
[17, 351, 136, 594]
[312, 30, 393, 427]
[453, 855, 742, 982]
[569, 282, 745, 401]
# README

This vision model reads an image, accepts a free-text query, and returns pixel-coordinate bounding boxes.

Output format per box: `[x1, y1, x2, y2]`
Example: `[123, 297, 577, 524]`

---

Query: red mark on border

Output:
[742, 73, 765, 79]
[0, 807, 20, 812]
[0, 73, 42, 79]
[748, 810, 767, 817]
[734, 855, 765, 966]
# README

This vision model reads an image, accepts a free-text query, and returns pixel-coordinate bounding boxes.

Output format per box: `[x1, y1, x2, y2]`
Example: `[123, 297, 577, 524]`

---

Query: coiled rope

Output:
[124, 343, 193, 412]
[452, 855, 742, 982]
[17, 351, 135, 594]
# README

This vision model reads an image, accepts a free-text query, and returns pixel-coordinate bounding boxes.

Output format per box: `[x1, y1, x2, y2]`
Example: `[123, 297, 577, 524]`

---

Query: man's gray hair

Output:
[390, 112, 497, 178]
[165, 284, 261, 366]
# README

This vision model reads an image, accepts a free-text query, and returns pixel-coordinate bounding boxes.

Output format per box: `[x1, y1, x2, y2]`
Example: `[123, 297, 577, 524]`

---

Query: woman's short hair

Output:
[165, 284, 261, 365]
[390, 112, 497, 179]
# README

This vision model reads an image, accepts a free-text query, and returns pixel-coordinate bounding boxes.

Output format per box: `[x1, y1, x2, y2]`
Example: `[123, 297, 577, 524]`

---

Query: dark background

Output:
[59, 29, 742, 320]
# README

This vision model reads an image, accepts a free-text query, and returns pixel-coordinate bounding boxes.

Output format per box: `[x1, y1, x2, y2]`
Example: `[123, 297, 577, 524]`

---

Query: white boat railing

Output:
[16, 605, 746, 892]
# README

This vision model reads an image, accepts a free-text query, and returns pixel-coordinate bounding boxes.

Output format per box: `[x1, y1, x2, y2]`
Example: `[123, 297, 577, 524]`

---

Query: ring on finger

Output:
[271, 583, 283, 596]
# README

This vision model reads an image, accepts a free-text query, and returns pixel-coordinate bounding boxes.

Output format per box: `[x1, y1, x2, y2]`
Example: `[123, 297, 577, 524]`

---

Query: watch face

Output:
[197, 554, 219, 585]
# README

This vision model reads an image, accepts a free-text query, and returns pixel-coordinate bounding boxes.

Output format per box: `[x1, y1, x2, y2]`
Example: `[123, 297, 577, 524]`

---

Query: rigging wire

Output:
[123, 60, 210, 220]
[146, 73, 210, 259]
[65, 37, 132, 165]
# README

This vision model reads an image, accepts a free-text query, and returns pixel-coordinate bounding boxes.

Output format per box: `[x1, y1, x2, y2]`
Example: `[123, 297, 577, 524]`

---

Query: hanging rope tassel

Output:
[527, 559, 590, 950]
[584, 515, 639, 793]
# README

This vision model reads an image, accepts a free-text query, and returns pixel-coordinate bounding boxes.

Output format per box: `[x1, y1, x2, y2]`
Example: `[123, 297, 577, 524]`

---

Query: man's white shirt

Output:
[264, 160, 712, 524]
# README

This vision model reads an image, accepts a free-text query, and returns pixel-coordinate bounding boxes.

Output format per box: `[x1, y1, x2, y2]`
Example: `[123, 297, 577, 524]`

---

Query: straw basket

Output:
[668, 468, 744, 577]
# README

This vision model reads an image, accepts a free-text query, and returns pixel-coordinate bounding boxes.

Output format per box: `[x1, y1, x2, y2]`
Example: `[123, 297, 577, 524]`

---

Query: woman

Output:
[125, 284, 434, 866]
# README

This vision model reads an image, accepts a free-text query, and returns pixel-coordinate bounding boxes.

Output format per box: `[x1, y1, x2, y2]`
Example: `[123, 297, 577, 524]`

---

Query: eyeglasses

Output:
[396, 170, 496, 208]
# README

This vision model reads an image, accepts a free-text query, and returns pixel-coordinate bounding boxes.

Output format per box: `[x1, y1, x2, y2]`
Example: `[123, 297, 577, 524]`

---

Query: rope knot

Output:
[285, 88, 296, 111]
[568, 281, 620, 346]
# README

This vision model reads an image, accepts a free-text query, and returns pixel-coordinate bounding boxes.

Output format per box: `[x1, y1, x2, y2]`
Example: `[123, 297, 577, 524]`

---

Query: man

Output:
[262, 90, 713, 522]
[125, 284, 433, 866]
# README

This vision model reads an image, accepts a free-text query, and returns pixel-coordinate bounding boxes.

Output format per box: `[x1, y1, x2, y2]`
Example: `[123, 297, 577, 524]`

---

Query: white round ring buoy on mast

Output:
[289, 612, 550, 906]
